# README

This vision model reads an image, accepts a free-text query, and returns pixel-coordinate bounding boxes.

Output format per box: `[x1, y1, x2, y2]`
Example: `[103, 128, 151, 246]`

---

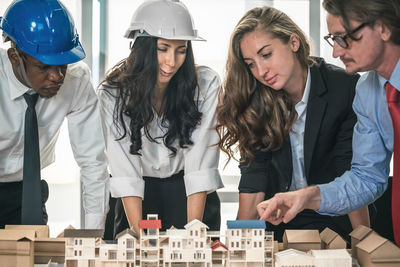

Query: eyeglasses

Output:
[324, 22, 369, 49]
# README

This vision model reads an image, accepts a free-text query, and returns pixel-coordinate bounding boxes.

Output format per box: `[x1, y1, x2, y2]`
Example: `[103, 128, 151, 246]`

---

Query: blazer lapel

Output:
[304, 64, 328, 180]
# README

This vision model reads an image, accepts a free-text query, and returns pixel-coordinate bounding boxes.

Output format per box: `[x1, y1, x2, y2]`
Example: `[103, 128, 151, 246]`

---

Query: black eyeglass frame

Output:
[324, 22, 369, 49]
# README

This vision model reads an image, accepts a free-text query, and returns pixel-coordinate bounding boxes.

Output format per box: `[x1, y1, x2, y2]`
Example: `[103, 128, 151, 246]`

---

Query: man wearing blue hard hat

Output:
[0, 0, 109, 229]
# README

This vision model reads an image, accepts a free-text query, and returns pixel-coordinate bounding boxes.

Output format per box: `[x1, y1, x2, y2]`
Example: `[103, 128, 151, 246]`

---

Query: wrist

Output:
[302, 186, 321, 210]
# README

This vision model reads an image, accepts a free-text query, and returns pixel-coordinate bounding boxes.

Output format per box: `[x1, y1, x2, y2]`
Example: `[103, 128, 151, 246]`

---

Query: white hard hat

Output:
[125, 0, 205, 41]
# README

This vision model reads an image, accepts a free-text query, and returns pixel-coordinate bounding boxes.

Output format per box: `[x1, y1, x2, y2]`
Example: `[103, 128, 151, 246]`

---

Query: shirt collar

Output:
[5, 56, 31, 100]
[389, 57, 400, 91]
[300, 66, 312, 105]
[377, 57, 400, 91]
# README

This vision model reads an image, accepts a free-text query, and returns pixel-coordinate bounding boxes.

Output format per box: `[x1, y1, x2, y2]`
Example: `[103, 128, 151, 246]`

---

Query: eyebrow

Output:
[158, 42, 187, 49]
[243, 44, 270, 61]
[330, 30, 346, 35]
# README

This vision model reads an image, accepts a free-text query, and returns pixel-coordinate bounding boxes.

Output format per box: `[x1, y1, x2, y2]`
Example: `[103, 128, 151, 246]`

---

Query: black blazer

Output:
[239, 57, 359, 241]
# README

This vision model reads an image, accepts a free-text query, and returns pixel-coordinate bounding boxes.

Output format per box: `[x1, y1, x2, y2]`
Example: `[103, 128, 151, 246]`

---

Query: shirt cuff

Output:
[184, 168, 224, 196]
[316, 183, 340, 216]
[85, 213, 106, 230]
[110, 176, 145, 199]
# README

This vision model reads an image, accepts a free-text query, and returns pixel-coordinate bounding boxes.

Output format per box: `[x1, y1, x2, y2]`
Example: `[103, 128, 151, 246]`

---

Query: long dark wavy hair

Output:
[217, 6, 311, 162]
[101, 37, 201, 156]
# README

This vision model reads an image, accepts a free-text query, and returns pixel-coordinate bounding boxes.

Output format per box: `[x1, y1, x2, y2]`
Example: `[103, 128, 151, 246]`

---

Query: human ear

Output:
[289, 34, 300, 52]
[376, 20, 392, 42]
[7, 48, 20, 67]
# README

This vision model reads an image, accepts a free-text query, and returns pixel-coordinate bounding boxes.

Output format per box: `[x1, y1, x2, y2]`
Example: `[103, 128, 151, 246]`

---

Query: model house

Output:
[64, 229, 104, 267]
[0, 229, 35, 267]
[274, 248, 314, 267]
[2, 225, 65, 265]
[282, 230, 321, 252]
[116, 229, 138, 265]
[139, 214, 162, 266]
[97, 242, 119, 267]
[34, 236, 65, 264]
[96, 228, 138, 267]
[356, 232, 400, 267]
[225, 220, 269, 267]
[211, 240, 228, 264]
[319, 227, 347, 249]
[163, 219, 211, 266]
[309, 249, 351, 267]
[349, 225, 374, 258]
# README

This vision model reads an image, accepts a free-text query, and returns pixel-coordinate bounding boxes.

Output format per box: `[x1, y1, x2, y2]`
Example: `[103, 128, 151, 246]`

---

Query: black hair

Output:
[101, 37, 201, 156]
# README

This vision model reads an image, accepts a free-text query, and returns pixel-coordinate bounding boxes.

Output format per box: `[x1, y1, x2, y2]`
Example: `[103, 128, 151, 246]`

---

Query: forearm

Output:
[122, 196, 142, 234]
[348, 206, 370, 228]
[238, 192, 265, 220]
[187, 191, 207, 222]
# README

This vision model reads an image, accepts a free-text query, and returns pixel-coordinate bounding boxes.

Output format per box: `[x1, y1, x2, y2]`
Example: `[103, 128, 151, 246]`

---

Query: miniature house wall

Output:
[115, 229, 137, 263]
[211, 240, 228, 264]
[356, 232, 400, 267]
[163, 219, 211, 267]
[138, 214, 162, 267]
[0, 229, 35, 267]
[64, 229, 104, 267]
[309, 249, 351, 267]
[274, 248, 314, 267]
[0, 225, 66, 266]
[283, 230, 321, 252]
[349, 225, 374, 258]
[319, 227, 347, 249]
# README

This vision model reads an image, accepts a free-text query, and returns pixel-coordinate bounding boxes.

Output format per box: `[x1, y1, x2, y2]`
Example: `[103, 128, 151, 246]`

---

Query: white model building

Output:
[225, 220, 269, 267]
[274, 248, 314, 267]
[96, 229, 138, 267]
[64, 229, 103, 267]
[309, 249, 351, 267]
[211, 240, 229, 264]
[139, 214, 162, 267]
[163, 219, 211, 266]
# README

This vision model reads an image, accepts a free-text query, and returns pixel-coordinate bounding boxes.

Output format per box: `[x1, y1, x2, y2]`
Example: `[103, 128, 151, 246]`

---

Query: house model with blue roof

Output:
[225, 220, 274, 267]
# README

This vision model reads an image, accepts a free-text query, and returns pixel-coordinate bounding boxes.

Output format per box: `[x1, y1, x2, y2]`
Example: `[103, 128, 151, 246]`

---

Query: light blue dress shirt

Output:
[317, 58, 400, 215]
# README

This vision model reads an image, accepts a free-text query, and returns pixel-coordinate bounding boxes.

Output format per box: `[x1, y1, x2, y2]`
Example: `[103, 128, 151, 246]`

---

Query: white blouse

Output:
[98, 65, 224, 199]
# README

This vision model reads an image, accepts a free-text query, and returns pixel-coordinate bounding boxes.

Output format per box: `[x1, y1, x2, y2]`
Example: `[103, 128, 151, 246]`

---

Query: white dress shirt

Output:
[0, 49, 109, 229]
[289, 67, 311, 191]
[98, 65, 224, 199]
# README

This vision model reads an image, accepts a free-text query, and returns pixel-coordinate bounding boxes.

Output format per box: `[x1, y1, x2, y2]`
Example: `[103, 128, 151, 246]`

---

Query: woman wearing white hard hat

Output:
[98, 0, 223, 236]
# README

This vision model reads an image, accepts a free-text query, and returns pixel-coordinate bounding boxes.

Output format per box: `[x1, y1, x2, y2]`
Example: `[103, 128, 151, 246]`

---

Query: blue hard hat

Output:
[0, 0, 85, 65]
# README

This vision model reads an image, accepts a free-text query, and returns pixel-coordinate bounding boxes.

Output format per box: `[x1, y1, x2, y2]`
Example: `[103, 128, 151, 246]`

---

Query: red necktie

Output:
[386, 82, 400, 246]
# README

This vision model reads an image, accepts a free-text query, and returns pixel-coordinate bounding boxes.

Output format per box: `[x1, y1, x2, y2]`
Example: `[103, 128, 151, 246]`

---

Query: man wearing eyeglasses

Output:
[257, 0, 400, 247]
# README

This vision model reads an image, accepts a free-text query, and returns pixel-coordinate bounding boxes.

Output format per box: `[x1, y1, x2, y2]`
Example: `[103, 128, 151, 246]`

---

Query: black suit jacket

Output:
[239, 57, 359, 241]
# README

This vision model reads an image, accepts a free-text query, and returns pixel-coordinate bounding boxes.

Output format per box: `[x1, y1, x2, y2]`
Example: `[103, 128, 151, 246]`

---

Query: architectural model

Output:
[356, 231, 400, 267]
[0, 225, 65, 266]
[63, 215, 275, 267]
[1, 220, 400, 266]
[225, 220, 273, 267]
[282, 229, 322, 251]
[319, 227, 347, 249]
